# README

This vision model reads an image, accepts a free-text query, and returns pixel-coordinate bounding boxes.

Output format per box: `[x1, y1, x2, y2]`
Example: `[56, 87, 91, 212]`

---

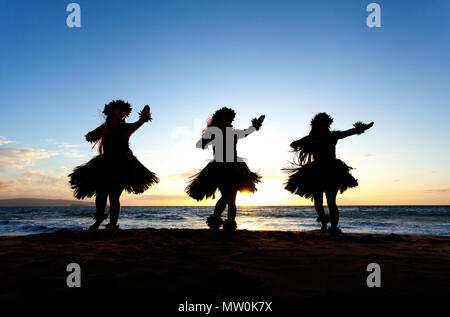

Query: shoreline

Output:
[1, 228, 450, 238]
[0, 228, 449, 298]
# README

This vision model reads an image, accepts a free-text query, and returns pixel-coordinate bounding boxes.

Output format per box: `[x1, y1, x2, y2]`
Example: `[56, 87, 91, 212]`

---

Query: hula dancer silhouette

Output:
[69, 100, 159, 231]
[186, 107, 265, 232]
[284, 113, 373, 235]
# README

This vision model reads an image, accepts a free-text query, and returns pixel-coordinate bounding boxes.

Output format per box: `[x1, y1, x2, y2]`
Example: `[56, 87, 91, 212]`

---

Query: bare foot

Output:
[89, 220, 103, 231]
[328, 226, 342, 236]
[105, 223, 119, 232]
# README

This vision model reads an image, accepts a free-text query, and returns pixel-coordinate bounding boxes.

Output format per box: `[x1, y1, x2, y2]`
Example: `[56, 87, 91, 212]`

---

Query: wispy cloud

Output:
[0, 137, 15, 146]
[46, 139, 85, 158]
[59, 150, 85, 158]
[21, 170, 66, 186]
[58, 143, 82, 149]
[0, 169, 72, 198]
[0, 178, 19, 193]
[0, 148, 56, 171]
[424, 188, 450, 194]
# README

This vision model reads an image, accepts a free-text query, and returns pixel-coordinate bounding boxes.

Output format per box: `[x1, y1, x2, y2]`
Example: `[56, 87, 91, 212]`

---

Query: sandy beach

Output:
[0, 228, 449, 300]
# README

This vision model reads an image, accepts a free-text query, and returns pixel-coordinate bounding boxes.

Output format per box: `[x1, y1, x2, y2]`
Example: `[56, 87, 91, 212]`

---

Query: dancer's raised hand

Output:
[354, 121, 374, 134]
[365, 121, 374, 130]
[252, 114, 265, 130]
[139, 105, 152, 122]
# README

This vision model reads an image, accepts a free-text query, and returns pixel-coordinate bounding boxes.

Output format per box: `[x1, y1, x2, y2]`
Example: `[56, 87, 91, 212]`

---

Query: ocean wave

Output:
[0, 206, 449, 236]
[0, 219, 85, 236]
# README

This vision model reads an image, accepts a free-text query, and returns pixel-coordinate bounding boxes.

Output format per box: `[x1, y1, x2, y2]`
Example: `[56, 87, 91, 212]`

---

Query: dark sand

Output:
[0, 229, 449, 298]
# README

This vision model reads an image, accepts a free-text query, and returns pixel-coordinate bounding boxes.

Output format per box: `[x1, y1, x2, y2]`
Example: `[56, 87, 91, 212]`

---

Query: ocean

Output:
[0, 205, 449, 236]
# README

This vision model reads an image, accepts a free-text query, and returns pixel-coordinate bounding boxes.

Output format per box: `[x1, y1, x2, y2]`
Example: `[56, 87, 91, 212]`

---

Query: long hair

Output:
[294, 112, 333, 166]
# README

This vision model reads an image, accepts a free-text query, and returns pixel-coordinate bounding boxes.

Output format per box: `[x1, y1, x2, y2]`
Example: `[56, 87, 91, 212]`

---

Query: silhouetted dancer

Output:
[68, 100, 159, 231]
[284, 113, 373, 235]
[186, 107, 265, 232]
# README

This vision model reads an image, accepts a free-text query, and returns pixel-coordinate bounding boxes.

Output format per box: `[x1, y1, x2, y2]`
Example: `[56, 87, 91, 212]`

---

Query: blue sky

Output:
[0, 0, 449, 205]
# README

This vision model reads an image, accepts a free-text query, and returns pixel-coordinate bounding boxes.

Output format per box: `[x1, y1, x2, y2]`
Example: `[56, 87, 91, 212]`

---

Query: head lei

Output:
[103, 100, 132, 118]
[209, 107, 236, 126]
[310, 112, 333, 128]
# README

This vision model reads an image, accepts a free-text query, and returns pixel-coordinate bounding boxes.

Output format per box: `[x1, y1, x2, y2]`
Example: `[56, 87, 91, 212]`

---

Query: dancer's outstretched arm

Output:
[126, 105, 152, 134]
[234, 114, 265, 140]
[196, 115, 265, 148]
[85, 124, 105, 142]
[290, 136, 308, 150]
[334, 121, 374, 140]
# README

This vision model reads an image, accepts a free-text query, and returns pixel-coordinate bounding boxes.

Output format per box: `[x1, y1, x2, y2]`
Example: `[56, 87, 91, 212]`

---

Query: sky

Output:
[0, 0, 449, 205]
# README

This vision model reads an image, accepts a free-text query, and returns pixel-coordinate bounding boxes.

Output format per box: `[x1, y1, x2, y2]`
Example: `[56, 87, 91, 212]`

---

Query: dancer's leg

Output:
[213, 196, 227, 218]
[225, 190, 238, 222]
[206, 190, 227, 229]
[221, 189, 238, 232]
[89, 189, 108, 230]
[325, 187, 339, 230]
[313, 191, 328, 232]
[95, 190, 108, 218]
[108, 188, 123, 228]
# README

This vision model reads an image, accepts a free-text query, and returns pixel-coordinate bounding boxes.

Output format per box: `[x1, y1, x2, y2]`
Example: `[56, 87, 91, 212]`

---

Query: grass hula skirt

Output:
[69, 150, 159, 199]
[284, 159, 358, 201]
[186, 161, 262, 201]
